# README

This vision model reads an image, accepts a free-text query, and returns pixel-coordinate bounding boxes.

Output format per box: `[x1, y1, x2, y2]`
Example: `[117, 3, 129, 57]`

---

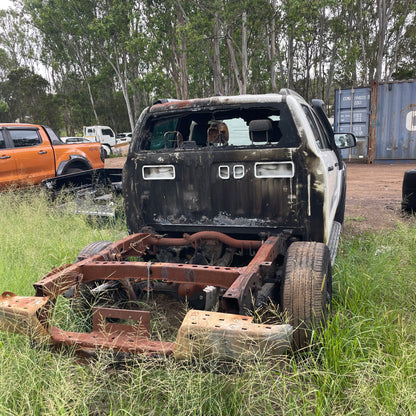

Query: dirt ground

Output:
[343, 163, 415, 233]
[106, 157, 415, 234]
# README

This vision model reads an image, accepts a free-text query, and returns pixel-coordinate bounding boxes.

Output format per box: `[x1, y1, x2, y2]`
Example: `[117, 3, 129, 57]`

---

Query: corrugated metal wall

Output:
[333, 80, 416, 163]
[375, 81, 416, 161]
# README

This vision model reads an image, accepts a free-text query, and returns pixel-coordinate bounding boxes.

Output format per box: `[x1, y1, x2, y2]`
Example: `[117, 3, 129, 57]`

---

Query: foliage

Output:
[0, 0, 414, 131]
[0, 67, 56, 125]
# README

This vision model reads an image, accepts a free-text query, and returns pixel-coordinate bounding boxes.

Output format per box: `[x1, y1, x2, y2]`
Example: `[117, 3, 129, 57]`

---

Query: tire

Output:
[103, 145, 112, 158]
[281, 241, 332, 349]
[402, 169, 416, 212]
[75, 240, 114, 263]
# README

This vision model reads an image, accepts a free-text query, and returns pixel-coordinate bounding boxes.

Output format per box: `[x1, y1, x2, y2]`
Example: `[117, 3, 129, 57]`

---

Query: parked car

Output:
[116, 132, 132, 144]
[0, 123, 105, 187]
[60, 136, 93, 144]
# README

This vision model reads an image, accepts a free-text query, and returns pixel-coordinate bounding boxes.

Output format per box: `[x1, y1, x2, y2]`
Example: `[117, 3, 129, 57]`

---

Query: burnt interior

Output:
[137, 104, 301, 151]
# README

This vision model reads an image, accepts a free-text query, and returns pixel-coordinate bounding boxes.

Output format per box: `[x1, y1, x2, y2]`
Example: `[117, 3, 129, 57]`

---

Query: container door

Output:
[375, 81, 416, 161]
[334, 87, 371, 161]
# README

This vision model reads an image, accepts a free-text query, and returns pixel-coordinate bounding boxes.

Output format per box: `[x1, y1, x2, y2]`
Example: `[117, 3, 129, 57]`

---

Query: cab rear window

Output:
[140, 104, 300, 150]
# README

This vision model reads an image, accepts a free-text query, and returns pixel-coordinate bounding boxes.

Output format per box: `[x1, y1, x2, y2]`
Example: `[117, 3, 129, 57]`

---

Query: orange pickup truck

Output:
[0, 123, 105, 187]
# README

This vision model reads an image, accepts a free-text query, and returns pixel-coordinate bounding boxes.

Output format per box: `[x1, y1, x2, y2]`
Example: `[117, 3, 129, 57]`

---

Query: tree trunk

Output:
[212, 13, 224, 95]
[104, 48, 135, 131]
[241, 11, 247, 94]
[177, 6, 189, 99]
[375, 0, 395, 81]
[359, 0, 369, 84]
[266, 18, 278, 93]
[287, 35, 294, 89]
[225, 11, 248, 95]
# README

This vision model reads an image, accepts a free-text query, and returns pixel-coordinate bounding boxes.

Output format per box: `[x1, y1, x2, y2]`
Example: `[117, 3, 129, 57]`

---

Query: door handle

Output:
[0, 155, 11, 159]
[38, 150, 47, 155]
[328, 166, 334, 172]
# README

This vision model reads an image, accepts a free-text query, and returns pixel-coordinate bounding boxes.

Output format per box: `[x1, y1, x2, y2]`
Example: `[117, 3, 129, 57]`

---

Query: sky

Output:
[0, 0, 13, 9]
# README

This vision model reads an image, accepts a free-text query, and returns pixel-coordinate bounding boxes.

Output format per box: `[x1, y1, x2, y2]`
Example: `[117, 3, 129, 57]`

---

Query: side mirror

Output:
[334, 132, 356, 149]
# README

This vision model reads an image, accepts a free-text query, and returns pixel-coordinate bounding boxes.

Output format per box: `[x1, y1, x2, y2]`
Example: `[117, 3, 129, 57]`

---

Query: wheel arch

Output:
[56, 155, 93, 175]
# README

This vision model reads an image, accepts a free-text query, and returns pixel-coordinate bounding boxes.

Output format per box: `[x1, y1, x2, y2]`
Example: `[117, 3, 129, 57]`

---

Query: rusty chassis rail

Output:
[0, 231, 293, 359]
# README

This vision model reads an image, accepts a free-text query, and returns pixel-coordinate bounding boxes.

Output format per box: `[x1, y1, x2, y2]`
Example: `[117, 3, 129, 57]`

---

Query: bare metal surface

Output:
[174, 310, 292, 360]
[0, 292, 51, 342]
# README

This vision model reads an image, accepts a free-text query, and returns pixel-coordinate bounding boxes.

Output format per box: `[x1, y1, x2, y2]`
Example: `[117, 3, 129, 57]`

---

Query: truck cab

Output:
[83, 125, 116, 157]
[124, 91, 355, 250]
[0, 123, 104, 187]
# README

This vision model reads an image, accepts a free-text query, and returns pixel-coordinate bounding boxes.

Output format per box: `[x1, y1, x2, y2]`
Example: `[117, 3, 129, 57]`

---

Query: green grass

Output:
[0, 189, 416, 415]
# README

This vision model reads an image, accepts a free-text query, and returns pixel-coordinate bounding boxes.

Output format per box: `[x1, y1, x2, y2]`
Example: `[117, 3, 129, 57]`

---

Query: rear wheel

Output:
[103, 145, 112, 157]
[281, 242, 332, 349]
[75, 240, 114, 262]
[64, 167, 84, 175]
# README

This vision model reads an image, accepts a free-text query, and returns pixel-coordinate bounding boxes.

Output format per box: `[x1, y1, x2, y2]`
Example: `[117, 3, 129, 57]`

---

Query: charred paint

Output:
[124, 96, 327, 242]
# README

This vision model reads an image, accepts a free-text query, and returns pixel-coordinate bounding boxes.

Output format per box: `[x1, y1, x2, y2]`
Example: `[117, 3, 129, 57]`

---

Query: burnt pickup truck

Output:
[0, 91, 355, 360]
[0, 123, 105, 188]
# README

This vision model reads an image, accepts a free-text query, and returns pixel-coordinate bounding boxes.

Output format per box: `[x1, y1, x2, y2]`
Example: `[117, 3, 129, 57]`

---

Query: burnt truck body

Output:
[0, 91, 355, 360]
[125, 95, 338, 244]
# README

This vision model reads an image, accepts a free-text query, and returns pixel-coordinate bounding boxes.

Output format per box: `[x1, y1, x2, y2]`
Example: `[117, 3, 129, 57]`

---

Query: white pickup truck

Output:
[83, 125, 116, 157]
[0, 90, 356, 361]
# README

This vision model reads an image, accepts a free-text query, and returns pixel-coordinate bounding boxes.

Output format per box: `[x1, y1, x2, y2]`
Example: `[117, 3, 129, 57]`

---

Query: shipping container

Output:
[374, 81, 416, 162]
[334, 87, 371, 160]
[333, 80, 416, 163]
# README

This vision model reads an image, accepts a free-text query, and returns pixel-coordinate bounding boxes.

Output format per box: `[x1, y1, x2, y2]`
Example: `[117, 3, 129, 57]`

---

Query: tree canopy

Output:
[0, 0, 414, 134]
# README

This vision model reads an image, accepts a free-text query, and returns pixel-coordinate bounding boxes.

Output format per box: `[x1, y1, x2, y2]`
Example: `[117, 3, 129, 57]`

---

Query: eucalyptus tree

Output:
[0, 67, 55, 124]
[91, 0, 149, 130]
[0, 7, 40, 80]
[26, 0, 105, 124]
[143, 0, 189, 99]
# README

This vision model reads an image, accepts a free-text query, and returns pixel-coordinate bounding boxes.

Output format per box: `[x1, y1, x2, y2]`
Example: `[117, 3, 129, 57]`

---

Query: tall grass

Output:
[0, 189, 416, 415]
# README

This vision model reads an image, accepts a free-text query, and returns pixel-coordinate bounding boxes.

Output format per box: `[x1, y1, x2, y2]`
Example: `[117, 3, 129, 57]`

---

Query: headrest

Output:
[249, 119, 272, 142]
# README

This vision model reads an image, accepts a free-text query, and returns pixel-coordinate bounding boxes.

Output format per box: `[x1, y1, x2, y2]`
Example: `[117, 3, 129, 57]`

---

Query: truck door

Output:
[0, 130, 18, 187]
[303, 106, 341, 235]
[6, 127, 55, 185]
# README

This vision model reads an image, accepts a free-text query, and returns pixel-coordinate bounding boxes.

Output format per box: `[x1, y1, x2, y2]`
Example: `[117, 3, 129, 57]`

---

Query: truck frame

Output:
[0, 91, 356, 361]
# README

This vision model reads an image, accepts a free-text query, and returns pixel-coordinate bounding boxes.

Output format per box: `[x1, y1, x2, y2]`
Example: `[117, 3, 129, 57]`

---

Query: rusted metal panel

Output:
[222, 235, 285, 314]
[0, 232, 293, 358]
[334, 87, 371, 161]
[375, 80, 416, 161]
[368, 82, 379, 163]
[51, 307, 174, 355]
[0, 292, 51, 342]
[80, 261, 241, 288]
